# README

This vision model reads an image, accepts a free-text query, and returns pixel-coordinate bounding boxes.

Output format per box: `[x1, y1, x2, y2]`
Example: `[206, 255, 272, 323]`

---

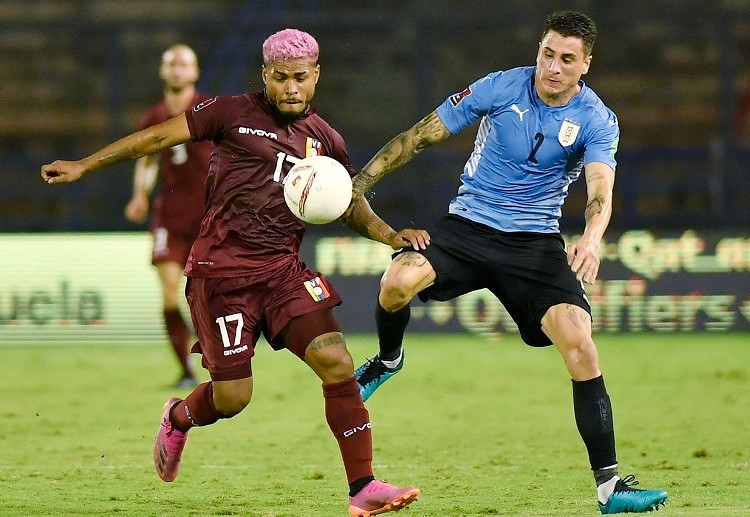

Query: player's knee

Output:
[213, 381, 253, 416]
[559, 338, 600, 379]
[305, 337, 355, 383]
[379, 277, 416, 312]
[213, 392, 251, 417]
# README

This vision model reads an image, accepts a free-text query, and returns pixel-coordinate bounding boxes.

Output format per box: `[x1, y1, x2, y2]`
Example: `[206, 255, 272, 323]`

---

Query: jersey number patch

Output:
[527, 132, 544, 163]
[273, 152, 302, 182]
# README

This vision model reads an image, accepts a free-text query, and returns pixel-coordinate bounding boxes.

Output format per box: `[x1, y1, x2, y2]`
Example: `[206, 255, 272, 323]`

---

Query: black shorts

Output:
[413, 214, 591, 347]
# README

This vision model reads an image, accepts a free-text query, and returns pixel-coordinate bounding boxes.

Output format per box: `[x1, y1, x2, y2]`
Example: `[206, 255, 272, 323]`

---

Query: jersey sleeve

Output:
[435, 71, 504, 135]
[326, 127, 357, 177]
[184, 96, 228, 143]
[583, 111, 620, 171]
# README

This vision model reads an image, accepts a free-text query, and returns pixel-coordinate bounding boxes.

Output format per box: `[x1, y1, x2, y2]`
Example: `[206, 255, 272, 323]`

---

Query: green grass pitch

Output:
[1, 333, 749, 516]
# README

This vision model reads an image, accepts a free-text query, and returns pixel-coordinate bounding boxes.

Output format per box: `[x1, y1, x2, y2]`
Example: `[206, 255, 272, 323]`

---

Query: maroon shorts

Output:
[186, 257, 342, 381]
[150, 226, 195, 266]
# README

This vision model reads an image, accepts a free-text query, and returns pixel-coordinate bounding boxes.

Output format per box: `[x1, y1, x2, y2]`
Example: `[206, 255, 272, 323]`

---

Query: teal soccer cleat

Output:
[599, 475, 668, 514]
[355, 352, 404, 402]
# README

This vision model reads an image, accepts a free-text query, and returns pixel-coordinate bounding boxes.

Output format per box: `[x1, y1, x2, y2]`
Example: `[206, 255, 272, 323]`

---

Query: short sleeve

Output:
[184, 96, 226, 143]
[435, 71, 503, 135]
[583, 112, 619, 171]
[325, 127, 356, 177]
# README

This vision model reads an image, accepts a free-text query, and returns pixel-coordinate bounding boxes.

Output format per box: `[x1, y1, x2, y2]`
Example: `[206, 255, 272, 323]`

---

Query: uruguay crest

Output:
[558, 119, 580, 147]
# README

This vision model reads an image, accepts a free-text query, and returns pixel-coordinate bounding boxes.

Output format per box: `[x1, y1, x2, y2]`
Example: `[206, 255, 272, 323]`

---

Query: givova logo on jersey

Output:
[304, 276, 330, 301]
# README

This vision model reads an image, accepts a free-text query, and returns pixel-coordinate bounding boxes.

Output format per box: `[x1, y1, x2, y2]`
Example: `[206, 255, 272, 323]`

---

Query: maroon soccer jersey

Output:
[183, 92, 356, 278]
[139, 92, 213, 238]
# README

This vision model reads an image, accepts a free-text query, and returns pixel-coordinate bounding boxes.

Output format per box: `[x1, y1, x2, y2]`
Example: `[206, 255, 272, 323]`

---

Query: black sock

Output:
[572, 375, 617, 472]
[594, 465, 619, 486]
[375, 302, 410, 361]
[349, 475, 375, 497]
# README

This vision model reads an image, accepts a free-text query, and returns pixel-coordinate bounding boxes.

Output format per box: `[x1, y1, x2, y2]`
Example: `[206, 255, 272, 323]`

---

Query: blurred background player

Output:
[350, 11, 667, 515]
[124, 44, 212, 388]
[42, 29, 426, 516]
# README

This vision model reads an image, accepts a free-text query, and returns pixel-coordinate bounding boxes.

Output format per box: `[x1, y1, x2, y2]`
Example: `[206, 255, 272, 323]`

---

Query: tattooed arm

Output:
[42, 114, 191, 184]
[567, 162, 615, 284]
[351, 111, 452, 198]
[342, 194, 430, 250]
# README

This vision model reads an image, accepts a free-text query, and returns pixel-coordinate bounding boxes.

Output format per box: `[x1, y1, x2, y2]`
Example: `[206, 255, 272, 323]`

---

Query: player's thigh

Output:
[541, 303, 594, 347]
[542, 303, 600, 379]
[273, 307, 352, 383]
[186, 277, 262, 381]
[262, 257, 343, 353]
[409, 215, 489, 304]
[155, 261, 185, 306]
[485, 233, 590, 348]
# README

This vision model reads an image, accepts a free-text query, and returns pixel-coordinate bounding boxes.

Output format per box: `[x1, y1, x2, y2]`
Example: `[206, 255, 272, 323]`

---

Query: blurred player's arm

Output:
[41, 113, 191, 184]
[124, 154, 159, 224]
[341, 195, 429, 251]
[352, 110, 451, 198]
[567, 161, 615, 284]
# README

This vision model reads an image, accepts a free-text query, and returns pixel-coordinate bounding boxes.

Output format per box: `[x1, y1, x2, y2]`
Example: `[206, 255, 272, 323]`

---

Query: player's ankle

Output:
[380, 348, 403, 366]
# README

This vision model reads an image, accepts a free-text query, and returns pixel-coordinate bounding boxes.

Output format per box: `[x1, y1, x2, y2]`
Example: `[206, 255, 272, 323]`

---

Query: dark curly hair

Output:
[542, 11, 597, 56]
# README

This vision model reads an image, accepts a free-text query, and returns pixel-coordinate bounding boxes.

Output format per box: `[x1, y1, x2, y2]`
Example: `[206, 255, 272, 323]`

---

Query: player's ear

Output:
[313, 64, 320, 84]
[261, 64, 268, 86]
[581, 54, 592, 75]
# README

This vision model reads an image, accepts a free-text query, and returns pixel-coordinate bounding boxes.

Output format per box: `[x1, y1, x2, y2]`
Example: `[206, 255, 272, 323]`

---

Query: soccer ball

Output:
[283, 155, 353, 224]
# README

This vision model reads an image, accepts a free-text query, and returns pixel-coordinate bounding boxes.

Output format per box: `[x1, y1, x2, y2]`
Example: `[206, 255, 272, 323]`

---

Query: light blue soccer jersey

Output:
[435, 66, 619, 233]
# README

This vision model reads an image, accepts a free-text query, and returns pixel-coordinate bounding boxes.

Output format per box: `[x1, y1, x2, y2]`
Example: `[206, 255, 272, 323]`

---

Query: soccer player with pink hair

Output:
[42, 28, 425, 516]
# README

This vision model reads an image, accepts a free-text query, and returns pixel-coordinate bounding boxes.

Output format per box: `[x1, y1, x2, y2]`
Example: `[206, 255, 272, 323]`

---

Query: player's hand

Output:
[125, 195, 149, 224]
[41, 160, 87, 184]
[567, 237, 600, 284]
[389, 228, 430, 251]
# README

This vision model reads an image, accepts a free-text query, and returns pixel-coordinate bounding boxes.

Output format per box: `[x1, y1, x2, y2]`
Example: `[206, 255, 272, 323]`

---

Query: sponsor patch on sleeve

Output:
[193, 97, 218, 112]
[449, 86, 472, 106]
[304, 276, 330, 301]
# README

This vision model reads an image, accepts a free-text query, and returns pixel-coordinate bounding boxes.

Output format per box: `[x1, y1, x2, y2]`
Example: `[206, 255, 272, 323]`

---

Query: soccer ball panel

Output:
[283, 156, 353, 224]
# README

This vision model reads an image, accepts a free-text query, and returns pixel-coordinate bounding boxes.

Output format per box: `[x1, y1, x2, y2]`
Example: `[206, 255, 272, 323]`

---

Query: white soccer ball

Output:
[283, 155, 353, 224]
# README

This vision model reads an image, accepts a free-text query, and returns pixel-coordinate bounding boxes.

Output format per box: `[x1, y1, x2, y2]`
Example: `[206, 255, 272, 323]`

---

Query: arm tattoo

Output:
[355, 111, 450, 195]
[585, 195, 606, 217]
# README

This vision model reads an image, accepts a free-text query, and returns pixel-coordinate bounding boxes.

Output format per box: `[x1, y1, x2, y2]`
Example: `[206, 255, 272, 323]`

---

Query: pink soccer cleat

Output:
[348, 479, 421, 516]
[153, 397, 188, 482]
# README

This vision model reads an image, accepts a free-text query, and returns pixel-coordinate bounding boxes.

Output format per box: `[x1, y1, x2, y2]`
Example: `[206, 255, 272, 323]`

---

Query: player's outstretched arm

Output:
[567, 162, 615, 284]
[351, 110, 451, 198]
[341, 195, 430, 250]
[41, 114, 191, 184]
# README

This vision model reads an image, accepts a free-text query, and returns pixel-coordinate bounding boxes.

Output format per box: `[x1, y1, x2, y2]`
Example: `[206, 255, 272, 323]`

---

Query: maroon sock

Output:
[170, 382, 225, 432]
[322, 377, 374, 484]
[163, 308, 193, 377]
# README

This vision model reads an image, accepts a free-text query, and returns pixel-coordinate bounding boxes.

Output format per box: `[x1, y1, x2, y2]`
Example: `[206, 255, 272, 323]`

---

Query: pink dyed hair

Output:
[262, 28, 319, 64]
